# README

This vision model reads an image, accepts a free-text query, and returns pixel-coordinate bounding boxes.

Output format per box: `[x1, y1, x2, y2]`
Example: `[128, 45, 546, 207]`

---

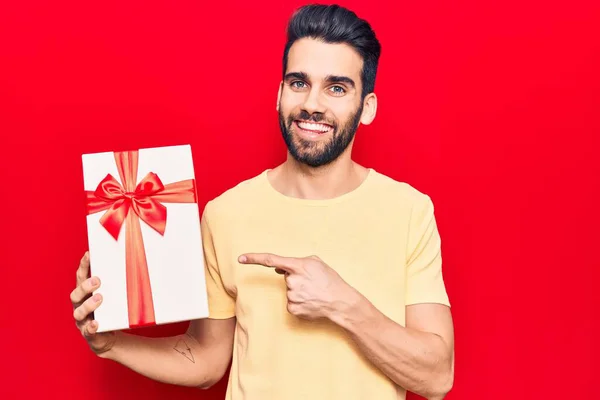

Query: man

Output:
[71, 4, 454, 400]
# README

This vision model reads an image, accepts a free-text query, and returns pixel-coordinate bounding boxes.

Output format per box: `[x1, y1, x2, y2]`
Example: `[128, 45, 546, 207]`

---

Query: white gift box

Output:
[82, 144, 209, 333]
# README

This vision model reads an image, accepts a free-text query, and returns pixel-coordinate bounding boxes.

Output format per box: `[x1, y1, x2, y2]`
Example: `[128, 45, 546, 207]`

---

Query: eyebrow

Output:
[284, 72, 309, 82]
[324, 75, 356, 89]
[284, 71, 356, 89]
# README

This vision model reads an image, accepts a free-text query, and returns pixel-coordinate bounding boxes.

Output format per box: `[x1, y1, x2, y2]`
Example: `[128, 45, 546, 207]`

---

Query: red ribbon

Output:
[85, 150, 198, 328]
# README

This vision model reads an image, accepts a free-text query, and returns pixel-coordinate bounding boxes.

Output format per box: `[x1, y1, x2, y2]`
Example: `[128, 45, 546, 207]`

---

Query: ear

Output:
[276, 81, 283, 112]
[360, 93, 378, 125]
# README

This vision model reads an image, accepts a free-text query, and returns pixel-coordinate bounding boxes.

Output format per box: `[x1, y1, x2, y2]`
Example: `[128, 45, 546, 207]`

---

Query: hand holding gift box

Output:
[82, 145, 209, 333]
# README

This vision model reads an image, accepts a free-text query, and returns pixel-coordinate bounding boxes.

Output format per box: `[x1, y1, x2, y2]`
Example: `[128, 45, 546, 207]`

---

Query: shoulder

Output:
[369, 171, 439, 242]
[202, 169, 268, 222]
[369, 169, 434, 210]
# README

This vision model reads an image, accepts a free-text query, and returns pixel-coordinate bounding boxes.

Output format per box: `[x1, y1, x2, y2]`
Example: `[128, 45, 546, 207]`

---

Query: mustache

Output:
[289, 110, 335, 126]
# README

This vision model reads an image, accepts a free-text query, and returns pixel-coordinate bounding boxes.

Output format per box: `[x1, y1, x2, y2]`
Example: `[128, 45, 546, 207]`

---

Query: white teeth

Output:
[298, 121, 331, 132]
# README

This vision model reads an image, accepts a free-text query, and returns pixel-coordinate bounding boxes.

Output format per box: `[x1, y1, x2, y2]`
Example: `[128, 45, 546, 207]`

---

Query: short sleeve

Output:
[405, 195, 450, 307]
[201, 202, 236, 319]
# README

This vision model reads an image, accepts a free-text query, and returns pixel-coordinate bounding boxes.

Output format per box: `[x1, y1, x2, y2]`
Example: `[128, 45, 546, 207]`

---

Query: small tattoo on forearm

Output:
[173, 338, 195, 363]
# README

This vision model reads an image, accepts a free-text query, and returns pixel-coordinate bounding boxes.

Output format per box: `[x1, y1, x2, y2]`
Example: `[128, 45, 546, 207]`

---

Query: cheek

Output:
[331, 101, 360, 125]
[280, 91, 303, 113]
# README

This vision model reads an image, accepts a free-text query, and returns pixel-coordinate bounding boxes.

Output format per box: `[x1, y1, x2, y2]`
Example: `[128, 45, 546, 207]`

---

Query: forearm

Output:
[331, 293, 453, 399]
[100, 331, 223, 389]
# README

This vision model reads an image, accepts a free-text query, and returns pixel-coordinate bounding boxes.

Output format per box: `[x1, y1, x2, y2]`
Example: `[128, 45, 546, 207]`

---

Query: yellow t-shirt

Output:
[201, 168, 450, 400]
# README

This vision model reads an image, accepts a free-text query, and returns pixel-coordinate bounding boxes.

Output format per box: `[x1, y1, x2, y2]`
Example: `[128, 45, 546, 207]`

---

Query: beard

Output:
[278, 103, 363, 168]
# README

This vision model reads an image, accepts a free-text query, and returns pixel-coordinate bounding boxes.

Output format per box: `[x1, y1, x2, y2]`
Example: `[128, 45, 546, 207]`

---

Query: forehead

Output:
[286, 38, 363, 82]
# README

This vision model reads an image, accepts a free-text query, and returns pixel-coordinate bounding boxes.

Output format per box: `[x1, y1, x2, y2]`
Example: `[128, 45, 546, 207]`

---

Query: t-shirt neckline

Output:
[260, 167, 376, 206]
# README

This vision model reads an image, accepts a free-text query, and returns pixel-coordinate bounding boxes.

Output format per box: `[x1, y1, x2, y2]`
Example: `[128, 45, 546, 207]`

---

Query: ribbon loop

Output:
[131, 197, 167, 235]
[98, 198, 130, 240]
[94, 174, 126, 201]
[135, 172, 165, 197]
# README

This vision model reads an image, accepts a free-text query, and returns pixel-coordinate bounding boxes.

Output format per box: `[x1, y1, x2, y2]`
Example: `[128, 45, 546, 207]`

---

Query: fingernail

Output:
[89, 277, 98, 286]
[93, 294, 101, 302]
[239, 256, 247, 263]
[90, 321, 97, 328]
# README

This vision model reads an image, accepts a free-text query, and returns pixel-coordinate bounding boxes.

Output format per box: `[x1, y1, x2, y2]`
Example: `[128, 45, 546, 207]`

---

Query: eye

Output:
[290, 81, 307, 90]
[329, 85, 346, 96]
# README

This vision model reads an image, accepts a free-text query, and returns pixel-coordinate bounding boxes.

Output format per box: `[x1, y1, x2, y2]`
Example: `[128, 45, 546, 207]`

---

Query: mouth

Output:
[293, 120, 334, 138]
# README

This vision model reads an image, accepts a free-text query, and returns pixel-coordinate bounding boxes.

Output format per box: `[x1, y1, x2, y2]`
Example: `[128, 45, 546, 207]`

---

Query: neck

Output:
[267, 152, 370, 200]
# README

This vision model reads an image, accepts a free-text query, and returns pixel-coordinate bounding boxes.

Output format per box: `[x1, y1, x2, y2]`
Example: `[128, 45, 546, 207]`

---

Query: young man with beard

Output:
[71, 4, 454, 400]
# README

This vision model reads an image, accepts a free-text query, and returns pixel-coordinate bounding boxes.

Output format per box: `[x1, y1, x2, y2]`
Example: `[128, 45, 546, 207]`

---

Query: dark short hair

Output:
[282, 4, 382, 99]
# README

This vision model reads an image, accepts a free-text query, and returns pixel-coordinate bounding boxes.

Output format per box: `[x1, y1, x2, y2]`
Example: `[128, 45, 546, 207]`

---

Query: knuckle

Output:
[73, 307, 83, 322]
[79, 323, 88, 337]
[69, 288, 80, 304]
[82, 322, 94, 337]
[286, 275, 298, 286]
[81, 279, 92, 293]
[76, 270, 87, 283]
[74, 299, 95, 322]
[81, 324, 92, 338]
[264, 255, 274, 267]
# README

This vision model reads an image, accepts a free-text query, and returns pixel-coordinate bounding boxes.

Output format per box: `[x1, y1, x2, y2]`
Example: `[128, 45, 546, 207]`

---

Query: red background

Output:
[1, 0, 599, 399]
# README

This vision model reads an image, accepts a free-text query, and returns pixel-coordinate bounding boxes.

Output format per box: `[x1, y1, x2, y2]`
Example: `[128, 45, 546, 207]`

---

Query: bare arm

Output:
[332, 296, 454, 400]
[102, 317, 235, 389]
[71, 252, 235, 390]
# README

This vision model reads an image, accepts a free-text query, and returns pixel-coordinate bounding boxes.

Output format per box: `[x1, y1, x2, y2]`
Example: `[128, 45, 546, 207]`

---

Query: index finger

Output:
[76, 252, 90, 285]
[238, 253, 302, 274]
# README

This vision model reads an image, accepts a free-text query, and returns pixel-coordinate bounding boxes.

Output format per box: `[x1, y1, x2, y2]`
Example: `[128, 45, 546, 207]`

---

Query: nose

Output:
[301, 86, 326, 115]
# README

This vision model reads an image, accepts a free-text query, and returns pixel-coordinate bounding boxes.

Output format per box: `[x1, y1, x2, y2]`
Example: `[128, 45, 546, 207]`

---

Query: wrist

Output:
[328, 285, 372, 330]
[96, 331, 121, 360]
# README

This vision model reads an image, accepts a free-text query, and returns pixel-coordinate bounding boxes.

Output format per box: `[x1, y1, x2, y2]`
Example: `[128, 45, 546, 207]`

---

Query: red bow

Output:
[85, 150, 198, 328]
[90, 172, 168, 240]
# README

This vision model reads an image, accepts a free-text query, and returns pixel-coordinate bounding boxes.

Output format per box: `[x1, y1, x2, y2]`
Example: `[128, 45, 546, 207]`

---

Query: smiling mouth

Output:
[294, 120, 334, 134]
